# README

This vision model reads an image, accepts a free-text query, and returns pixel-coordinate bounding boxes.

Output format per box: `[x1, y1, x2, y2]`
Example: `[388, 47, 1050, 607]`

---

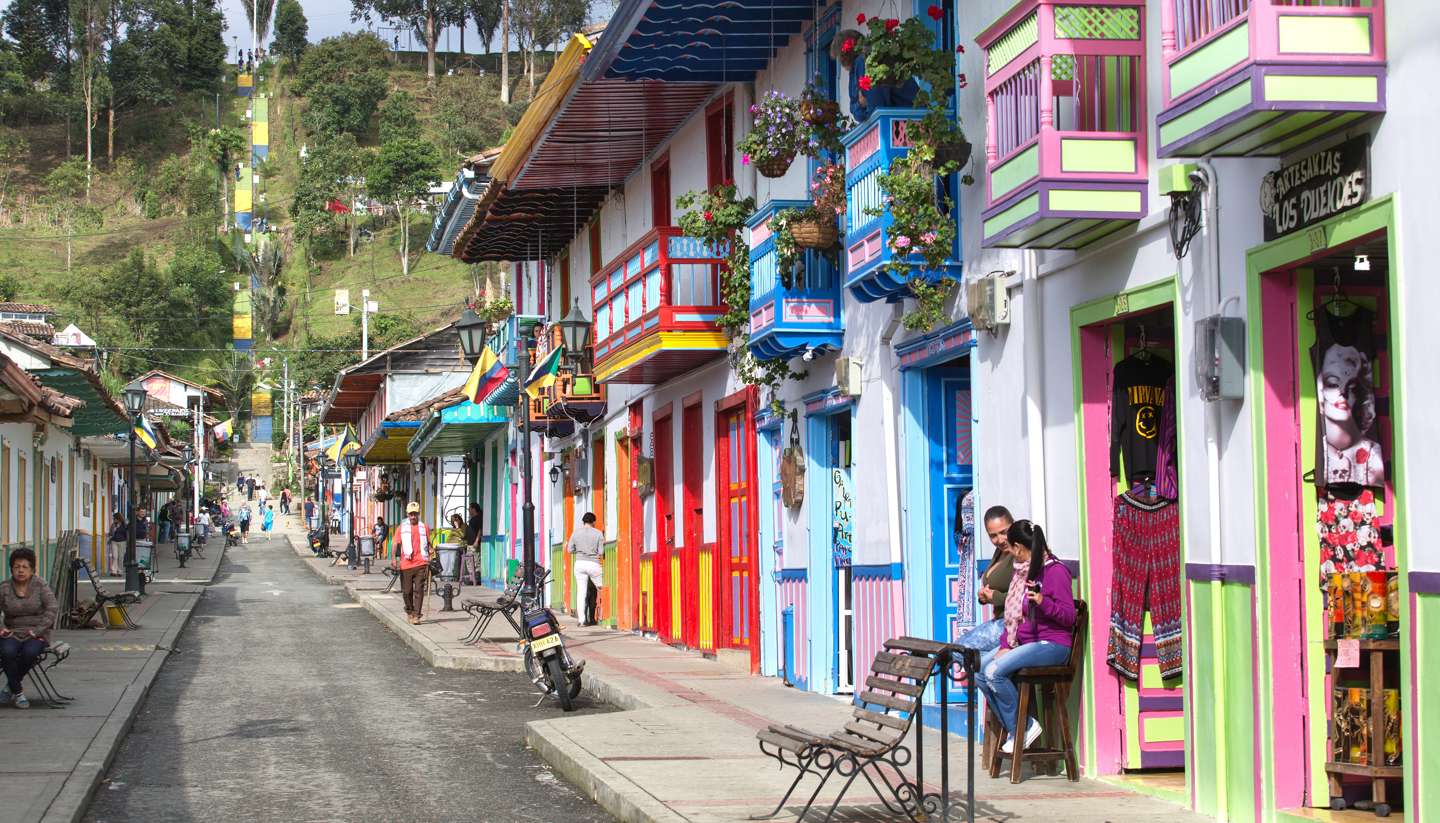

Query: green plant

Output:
[768, 163, 846, 288]
[903, 275, 956, 332]
[872, 152, 958, 332]
[476, 295, 514, 323]
[737, 90, 805, 173]
[852, 13, 954, 105]
[676, 184, 754, 253]
[798, 81, 855, 157]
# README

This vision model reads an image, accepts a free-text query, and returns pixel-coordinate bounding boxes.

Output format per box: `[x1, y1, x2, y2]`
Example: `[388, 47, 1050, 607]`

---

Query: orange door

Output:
[718, 398, 759, 669]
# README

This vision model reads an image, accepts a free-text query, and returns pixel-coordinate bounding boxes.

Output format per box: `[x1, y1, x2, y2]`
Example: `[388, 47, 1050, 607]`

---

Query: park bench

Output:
[755, 647, 937, 822]
[987, 599, 1088, 783]
[74, 558, 140, 630]
[26, 641, 73, 705]
[459, 568, 552, 645]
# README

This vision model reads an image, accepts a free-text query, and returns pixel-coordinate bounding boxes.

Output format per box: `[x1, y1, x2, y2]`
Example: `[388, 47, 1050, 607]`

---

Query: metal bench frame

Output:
[26, 641, 73, 705]
[459, 568, 551, 645]
[754, 648, 938, 823]
[74, 558, 141, 630]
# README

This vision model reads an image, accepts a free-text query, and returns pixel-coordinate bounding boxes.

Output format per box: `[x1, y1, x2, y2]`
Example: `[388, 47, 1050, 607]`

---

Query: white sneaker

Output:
[1000, 734, 1016, 754]
[1000, 719, 1042, 754]
[13, 693, 29, 709]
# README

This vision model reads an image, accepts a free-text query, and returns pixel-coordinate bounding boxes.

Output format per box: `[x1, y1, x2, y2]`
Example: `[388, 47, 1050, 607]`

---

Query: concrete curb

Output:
[525, 720, 688, 823]
[39, 587, 203, 823]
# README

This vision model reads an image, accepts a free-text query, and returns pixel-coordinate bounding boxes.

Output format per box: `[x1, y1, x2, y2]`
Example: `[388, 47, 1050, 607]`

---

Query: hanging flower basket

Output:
[755, 150, 797, 179]
[933, 134, 973, 169]
[790, 217, 839, 249]
[800, 98, 840, 129]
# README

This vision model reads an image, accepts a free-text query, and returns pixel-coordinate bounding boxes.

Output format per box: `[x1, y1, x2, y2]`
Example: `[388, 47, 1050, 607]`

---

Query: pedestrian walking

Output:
[464, 503, 483, 584]
[246, 477, 255, 500]
[107, 513, 127, 576]
[236, 474, 246, 495]
[197, 507, 212, 542]
[262, 504, 274, 535]
[392, 502, 433, 625]
[0, 548, 57, 710]
[279, 488, 291, 515]
[158, 503, 172, 544]
[303, 497, 315, 530]
[258, 482, 269, 506]
[566, 512, 605, 626]
[239, 503, 252, 544]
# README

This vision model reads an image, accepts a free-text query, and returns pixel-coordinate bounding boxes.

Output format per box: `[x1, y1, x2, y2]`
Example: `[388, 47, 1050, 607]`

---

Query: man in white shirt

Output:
[566, 512, 605, 626]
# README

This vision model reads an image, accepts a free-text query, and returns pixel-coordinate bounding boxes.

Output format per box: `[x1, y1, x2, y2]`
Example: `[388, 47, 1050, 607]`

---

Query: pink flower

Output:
[742, 153, 751, 165]
[920, 231, 937, 245]
[858, 75, 874, 91]
[856, 13, 866, 24]
[894, 235, 912, 249]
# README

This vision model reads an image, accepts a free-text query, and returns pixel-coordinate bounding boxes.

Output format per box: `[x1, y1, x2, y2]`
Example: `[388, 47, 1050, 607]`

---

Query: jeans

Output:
[974, 641, 1070, 735]
[159, 522, 172, 543]
[955, 617, 1003, 653]
[0, 636, 47, 693]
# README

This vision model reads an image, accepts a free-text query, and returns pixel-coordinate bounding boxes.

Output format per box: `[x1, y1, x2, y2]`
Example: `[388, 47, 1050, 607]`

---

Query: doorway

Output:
[717, 389, 760, 670]
[653, 407, 676, 643]
[923, 361, 974, 704]
[682, 398, 705, 649]
[830, 411, 855, 694]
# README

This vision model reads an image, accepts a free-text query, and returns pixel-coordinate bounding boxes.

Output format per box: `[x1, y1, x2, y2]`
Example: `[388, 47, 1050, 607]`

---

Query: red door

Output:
[717, 389, 760, 670]
[654, 409, 675, 643]
[628, 404, 646, 630]
[681, 400, 705, 648]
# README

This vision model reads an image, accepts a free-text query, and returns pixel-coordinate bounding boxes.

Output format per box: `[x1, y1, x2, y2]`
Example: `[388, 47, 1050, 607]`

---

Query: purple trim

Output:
[1409, 571, 1440, 595]
[982, 181, 1146, 247]
[1185, 562, 1256, 585]
[1140, 749, 1187, 769]
[1138, 695, 1185, 712]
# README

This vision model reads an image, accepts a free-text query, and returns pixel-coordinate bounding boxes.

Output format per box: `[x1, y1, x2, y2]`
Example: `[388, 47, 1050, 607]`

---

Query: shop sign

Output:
[1261, 135, 1369, 241]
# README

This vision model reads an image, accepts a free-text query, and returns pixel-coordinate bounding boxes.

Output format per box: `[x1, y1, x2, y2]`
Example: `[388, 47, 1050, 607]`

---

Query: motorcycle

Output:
[519, 594, 584, 712]
[308, 527, 330, 556]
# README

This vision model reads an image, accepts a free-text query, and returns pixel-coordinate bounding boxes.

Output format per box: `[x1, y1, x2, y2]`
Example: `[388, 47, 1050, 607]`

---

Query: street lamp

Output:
[557, 299, 592, 371]
[517, 331, 538, 601]
[343, 451, 359, 568]
[122, 382, 148, 595]
[456, 307, 488, 363]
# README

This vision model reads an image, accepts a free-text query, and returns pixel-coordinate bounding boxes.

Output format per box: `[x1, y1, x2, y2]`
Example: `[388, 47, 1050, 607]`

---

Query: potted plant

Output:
[852, 13, 955, 105]
[738, 90, 805, 178]
[789, 163, 847, 250]
[869, 151, 959, 330]
[676, 184, 757, 333]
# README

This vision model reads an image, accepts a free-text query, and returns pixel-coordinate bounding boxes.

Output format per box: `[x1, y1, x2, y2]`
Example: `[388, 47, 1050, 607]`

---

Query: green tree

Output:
[467, 0, 501, 54]
[70, 0, 110, 200]
[44, 159, 102, 269]
[152, 0, 228, 94]
[377, 89, 417, 143]
[0, 129, 29, 211]
[367, 136, 442, 275]
[434, 74, 506, 156]
[106, 15, 176, 163]
[242, 0, 277, 49]
[293, 33, 389, 136]
[200, 350, 257, 426]
[0, 273, 19, 301]
[272, 0, 309, 64]
[2, 0, 69, 85]
[291, 131, 368, 256]
[200, 126, 246, 226]
[348, 0, 464, 83]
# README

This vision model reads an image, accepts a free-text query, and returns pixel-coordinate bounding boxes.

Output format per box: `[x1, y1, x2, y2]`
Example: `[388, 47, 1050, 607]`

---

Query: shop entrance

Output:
[1256, 230, 1407, 818]
[717, 391, 760, 669]
[653, 407, 675, 644]
[1075, 293, 1187, 788]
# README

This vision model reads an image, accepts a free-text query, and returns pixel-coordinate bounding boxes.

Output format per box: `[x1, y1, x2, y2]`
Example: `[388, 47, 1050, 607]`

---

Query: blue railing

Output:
[746, 200, 844, 361]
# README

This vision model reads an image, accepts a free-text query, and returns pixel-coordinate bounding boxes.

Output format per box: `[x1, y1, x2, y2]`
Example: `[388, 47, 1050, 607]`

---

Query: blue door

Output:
[925, 365, 973, 692]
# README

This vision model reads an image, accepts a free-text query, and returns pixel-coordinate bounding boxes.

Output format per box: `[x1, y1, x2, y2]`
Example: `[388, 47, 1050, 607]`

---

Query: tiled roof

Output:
[385, 386, 465, 422]
[0, 320, 55, 339]
[0, 302, 56, 315]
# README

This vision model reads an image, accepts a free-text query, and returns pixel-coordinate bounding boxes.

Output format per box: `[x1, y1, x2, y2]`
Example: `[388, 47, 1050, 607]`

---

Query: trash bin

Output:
[436, 544, 462, 581]
[359, 536, 375, 558]
[135, 540, 154, 570]
[177, 532, 191, 552]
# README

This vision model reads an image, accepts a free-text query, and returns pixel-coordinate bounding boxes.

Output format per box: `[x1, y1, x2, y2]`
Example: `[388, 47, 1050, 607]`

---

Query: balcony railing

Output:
[590, 226, 729, 385]
[1156, 0, 1385, 157]
[746, 200, 844, 362]
[529, 323, 606, 436]
[841, 109, 962, 302]
[978, 0, 1148, 249]
[482, 313, 544, 407]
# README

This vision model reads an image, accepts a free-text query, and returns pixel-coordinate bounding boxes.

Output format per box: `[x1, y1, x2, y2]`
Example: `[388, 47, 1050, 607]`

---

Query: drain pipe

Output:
[1021, 250, 1048, 527]
[1193, 160, 1229, 818]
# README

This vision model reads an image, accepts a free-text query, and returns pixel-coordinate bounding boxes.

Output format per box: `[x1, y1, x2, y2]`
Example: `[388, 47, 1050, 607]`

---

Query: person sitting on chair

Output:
[0, 548, 58, 709]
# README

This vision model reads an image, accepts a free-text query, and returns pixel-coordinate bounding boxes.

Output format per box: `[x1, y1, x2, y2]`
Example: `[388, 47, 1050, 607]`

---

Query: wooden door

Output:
[654, 410, 675, 642]
[591, 433, 608, 621]
[615, 435, 633, 630]
[682, 401, 705, 648]
[717, 393, 760, 670]
[563, 470, 575, 614]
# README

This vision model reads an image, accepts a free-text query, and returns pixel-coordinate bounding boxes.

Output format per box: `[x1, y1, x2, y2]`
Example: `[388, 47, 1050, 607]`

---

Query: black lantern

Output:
[183, 446, 194, 464]
[549, 464, 561, 485]
[557, 299, 591, 370]
[456, 307, 488, 362]
[123, 382, 147, 415]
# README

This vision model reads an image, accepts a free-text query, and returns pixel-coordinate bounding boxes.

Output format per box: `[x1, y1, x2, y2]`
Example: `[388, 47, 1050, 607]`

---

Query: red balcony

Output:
[590, 226, 729, 385]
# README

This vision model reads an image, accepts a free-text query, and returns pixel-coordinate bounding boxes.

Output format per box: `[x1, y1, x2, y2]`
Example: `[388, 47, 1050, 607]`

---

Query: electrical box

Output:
[835, 357, 863, 398]
[1159, 162, 1200, 196]
[634, 455, 654, 496]
[965, 276, 1010, 330]
[1194, 316, 1245, 401]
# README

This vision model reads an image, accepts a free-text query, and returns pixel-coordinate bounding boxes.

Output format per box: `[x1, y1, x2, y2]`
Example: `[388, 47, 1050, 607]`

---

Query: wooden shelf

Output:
[1323, 639, 1400, 652]
[1325, 761, 1403, 779]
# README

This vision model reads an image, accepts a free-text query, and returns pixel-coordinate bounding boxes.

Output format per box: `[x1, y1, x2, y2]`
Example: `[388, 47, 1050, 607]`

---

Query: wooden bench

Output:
[987, 599, 1088, 783]
[459, 568, 551, 645]
[754, 648, 936, 822]
[74, 559, 140, 629]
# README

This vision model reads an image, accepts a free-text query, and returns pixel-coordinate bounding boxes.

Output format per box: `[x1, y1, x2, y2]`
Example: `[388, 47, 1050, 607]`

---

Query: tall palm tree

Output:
[201, 351, 258, 435]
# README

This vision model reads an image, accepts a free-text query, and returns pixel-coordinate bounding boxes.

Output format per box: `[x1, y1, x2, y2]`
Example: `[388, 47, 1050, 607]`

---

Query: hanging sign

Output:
[1260, 135, 1369, 241]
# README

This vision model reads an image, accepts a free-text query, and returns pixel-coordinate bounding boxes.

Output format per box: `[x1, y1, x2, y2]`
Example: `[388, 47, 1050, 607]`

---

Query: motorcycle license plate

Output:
[531, 634, 562, 653]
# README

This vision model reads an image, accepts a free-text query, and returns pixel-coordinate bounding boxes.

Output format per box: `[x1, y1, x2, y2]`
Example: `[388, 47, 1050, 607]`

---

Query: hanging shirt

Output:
[1110, 355, 1173, 485]
[1311, 306, 1384, 489]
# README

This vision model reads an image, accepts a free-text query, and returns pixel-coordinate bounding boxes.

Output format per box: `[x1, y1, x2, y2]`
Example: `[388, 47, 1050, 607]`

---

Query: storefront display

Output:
[1106, 491, 1183, 681]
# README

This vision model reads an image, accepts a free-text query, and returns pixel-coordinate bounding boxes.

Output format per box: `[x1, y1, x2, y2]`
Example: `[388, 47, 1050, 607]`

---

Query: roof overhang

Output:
[321, 372, 384, 425]
[360, 421, 421, 464]
[32, 368, 127, 437]
[409, 400, 509, 458]
[427, 169, 489, 255]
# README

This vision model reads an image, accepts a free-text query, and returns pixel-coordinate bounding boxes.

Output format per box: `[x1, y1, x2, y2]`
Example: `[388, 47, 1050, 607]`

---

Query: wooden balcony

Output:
[528, 324, 606, 436]
[1156, 0, 1386, 157]
[745, 200, 844, 361]
[841, 109, 962, 302]
[483, 313, 544, 407]
[590, 226, 728, 384]
[978, 0, 1148, 249]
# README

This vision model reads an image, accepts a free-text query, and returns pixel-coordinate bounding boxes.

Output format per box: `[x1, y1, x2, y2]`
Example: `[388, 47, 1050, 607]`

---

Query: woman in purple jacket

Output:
[974, 520, 1077, 755]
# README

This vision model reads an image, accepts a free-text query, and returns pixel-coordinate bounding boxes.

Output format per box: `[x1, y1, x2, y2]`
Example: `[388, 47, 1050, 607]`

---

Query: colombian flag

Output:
[133, 415, 159, 450]
[325, 425, 360, 463]
[213, 418, 234, 443]
[524, 345, 564, 401]
[463, 346, 509, 405]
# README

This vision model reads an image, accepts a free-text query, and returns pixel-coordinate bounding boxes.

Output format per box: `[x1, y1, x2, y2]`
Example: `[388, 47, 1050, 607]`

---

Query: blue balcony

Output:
[746, 200, 844, 361]
[842, 108, 963, 303]
[481, 313, 544, 407]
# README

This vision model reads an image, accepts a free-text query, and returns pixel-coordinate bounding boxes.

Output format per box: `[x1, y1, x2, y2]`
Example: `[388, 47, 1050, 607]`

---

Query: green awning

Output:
[409, 399, 509, 458]
[33, 368, 128, 437]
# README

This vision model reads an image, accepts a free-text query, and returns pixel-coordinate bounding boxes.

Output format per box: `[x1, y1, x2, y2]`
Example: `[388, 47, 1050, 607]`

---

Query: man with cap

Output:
[392, 502, 434, 624]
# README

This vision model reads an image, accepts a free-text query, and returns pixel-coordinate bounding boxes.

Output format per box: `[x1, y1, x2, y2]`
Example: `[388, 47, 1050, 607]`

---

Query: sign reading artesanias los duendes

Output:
[1260, 135, 1370, 241]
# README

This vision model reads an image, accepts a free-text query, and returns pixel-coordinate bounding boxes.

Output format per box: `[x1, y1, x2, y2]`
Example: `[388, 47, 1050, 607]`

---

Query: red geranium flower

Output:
[1350, 509, 1365, 523]
[858, 75, 874, 91]
[856, 13, 866, 24]
[956, 44, 965, 54]
[1359, 489, 1374, 505]
[1355, 448, 1370, 464]
[841, 38, 855, 54]
[703, 211, 714, 222]
[927, 4, 944, 20]
[885, 18, 900, 32]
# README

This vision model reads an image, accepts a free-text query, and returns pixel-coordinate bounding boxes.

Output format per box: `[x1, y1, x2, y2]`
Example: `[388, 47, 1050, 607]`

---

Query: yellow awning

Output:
[487, 32, 596, 186]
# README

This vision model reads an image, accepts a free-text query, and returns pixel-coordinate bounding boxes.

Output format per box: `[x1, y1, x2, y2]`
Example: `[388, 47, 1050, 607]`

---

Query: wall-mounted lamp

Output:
[549, 464, 562, 485]
[1354, 254, 1371, 272]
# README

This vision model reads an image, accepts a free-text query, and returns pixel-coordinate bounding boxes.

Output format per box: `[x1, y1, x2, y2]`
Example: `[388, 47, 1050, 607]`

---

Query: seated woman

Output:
[973, 520, 1076, 755]
[0, 547, 59, 709]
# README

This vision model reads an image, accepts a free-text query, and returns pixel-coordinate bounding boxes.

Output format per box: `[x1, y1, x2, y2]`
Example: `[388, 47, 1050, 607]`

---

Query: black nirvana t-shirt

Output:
[1111, 355, 1172, 484]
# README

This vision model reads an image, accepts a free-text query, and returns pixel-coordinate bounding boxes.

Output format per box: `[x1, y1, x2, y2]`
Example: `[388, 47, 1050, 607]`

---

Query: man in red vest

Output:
[392, 501, 434, 624]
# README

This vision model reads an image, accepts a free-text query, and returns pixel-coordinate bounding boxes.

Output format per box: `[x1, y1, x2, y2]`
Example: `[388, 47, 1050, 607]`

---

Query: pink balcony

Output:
[978, 0, 1148, 249]
[1156, 0, 1386, 157]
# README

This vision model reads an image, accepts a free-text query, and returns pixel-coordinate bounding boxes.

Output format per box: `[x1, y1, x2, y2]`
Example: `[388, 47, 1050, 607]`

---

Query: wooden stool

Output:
[988, 600, 1088, 783]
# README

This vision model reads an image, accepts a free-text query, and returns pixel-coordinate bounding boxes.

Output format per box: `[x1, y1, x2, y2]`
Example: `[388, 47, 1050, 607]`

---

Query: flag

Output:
[463, 345, 510, 405]
[133, 415, 159, 450]
[325, 425, 360, 462]
[213, 418, 234, 443]
[524, 345, 565, 400]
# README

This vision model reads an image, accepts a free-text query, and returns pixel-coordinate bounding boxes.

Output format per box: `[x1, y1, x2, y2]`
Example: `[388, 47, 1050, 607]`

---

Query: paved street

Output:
[82, 534, 612, 823]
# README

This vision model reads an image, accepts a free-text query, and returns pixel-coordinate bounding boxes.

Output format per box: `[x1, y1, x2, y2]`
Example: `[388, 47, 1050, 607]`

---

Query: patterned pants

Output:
[1106, 493, 1183, 681]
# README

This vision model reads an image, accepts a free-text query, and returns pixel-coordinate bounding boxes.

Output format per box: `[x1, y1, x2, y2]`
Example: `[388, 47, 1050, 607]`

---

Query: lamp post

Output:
[122, 383, 147, 595]
[343, 451, 359, 569]
[456, 306, 492, 589]
[557, 299, 592, 372]
[517, 333, 537, 600]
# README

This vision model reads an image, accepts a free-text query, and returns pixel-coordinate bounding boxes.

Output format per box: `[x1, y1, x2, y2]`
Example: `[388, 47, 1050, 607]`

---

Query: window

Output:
[705, 94, 735, 189]
[1, 440, 7, 544]
[651, 153, 671, 227]
[560, 257, 571, 315]
[588, 221, 603, 275]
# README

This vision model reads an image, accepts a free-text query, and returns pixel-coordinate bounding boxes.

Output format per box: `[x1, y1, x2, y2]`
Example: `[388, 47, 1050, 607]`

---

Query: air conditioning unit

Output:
[836, 357, 863, 398]
[966, 275, 1011, 330]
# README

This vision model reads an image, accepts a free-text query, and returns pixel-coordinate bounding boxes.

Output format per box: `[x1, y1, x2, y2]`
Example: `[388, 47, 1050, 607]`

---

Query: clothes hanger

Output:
[1306, 269, 1361, 320]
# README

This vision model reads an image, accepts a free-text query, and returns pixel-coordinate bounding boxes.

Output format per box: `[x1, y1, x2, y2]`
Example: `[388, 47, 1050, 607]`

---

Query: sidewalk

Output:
[290, 515, 1206, 823]
[0, 539, 224, 823]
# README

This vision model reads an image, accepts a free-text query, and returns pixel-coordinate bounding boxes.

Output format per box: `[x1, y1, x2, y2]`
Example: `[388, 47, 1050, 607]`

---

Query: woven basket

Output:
[790, 217, 839, 250]
[933, 135, 973, 169]
[800, 99, 840, 128]
[756, 151, 797, 179]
